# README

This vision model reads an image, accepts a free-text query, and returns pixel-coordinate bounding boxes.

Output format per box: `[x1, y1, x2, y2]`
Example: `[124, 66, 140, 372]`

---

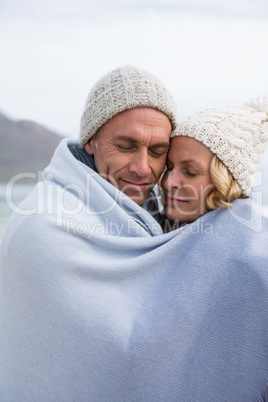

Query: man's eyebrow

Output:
[115, 136, 139, 143]
[115, 136, 170, 148]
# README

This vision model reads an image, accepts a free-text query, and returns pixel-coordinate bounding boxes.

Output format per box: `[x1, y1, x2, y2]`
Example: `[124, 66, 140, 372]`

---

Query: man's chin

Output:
[120, 188, 150, 206]
[117, 181, 153, 205]
[125, 192, 148, 205]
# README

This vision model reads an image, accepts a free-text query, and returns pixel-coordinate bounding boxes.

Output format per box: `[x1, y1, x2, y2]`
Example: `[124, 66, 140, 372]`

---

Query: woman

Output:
[161, 98, 268, 229]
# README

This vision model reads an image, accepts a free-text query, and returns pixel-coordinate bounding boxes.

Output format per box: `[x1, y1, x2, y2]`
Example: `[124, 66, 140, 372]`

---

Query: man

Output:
[0, 65, 179, 400]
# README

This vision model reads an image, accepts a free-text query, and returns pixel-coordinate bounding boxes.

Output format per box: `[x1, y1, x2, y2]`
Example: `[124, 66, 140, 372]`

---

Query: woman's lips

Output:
[165, 195, 189, 204]
[120, 179, 151, 191]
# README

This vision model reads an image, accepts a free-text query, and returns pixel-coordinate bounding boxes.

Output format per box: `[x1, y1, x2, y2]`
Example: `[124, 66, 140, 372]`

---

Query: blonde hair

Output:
[206, 155, 245, 211]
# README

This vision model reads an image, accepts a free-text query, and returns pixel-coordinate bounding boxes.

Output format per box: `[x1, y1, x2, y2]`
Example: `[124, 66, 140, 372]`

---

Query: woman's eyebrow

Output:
[181, 159, 204, 167]
[181, 159, 197, 164]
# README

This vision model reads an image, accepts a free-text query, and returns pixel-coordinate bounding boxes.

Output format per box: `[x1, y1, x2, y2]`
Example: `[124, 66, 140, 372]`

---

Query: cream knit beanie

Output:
[171, 98, 268, 195]
[80, 65, 178, 146]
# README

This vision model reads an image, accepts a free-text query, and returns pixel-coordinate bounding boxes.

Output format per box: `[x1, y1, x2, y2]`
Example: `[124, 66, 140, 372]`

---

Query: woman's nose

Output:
[162, 169, 183, 190]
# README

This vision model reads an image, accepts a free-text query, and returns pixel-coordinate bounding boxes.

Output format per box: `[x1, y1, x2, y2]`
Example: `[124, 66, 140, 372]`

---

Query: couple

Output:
[1, 66, 268, 401]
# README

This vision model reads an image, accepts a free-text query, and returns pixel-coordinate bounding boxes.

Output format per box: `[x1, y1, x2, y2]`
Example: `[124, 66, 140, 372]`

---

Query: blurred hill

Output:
[0, 111, 65, 182]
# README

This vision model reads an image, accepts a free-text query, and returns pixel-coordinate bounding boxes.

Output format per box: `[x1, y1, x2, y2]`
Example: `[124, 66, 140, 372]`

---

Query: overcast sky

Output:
[0, 0, 267, 138]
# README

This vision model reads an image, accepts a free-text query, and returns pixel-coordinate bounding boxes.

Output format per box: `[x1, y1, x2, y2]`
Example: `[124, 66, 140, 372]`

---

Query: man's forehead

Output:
[113, 135, 170, 148]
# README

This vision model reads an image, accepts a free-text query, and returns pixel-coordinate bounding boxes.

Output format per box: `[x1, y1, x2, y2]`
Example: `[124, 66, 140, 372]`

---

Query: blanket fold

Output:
[0, 139, 268, 401]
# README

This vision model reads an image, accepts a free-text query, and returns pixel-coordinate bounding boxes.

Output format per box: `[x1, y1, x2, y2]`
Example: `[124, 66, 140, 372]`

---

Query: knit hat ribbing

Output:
[171, 98, 268, 195]
[80, 65, 178, 146]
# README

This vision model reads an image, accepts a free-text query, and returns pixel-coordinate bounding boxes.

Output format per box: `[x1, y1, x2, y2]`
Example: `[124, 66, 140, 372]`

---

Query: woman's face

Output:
[161, 136, 215, 224]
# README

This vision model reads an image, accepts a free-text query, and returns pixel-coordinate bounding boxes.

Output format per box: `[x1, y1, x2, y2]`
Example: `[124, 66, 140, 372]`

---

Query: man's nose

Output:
[129, 150, 151, 176]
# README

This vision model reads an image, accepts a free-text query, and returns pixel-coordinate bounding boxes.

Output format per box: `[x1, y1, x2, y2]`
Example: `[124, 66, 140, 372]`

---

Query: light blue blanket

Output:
[1, 139, 268, 401]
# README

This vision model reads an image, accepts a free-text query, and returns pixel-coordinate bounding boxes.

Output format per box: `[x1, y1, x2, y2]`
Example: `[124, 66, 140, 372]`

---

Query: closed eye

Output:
[183, 169, 197, 177]
[116, 144, 136, 152]
[149, 148, 169, 158]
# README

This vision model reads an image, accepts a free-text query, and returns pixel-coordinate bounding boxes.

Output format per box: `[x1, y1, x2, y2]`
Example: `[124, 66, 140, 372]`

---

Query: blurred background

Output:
[1, 0, 268, 235]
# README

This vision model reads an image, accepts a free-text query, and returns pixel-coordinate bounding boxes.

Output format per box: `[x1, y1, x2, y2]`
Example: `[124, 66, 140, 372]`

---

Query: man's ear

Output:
[85, 138, 95, 155]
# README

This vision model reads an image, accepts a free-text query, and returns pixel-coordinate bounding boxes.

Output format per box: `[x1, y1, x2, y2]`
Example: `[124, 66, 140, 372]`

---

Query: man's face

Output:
[85, 107, 172, 205]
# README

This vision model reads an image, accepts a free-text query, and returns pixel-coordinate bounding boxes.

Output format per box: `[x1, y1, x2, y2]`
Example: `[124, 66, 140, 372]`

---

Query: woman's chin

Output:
[164, 206, 187, 223]
[164, 208, 203, 225]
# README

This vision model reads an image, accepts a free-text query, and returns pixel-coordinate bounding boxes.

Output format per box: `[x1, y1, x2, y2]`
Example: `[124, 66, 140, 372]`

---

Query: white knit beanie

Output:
[80, 65, 178, 146]
[171, 98, 268, 195]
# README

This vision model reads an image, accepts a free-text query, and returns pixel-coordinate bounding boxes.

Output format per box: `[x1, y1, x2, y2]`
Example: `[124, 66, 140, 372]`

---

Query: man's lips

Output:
[165, 195, 189, 204]
[120, 179, 151, 191]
